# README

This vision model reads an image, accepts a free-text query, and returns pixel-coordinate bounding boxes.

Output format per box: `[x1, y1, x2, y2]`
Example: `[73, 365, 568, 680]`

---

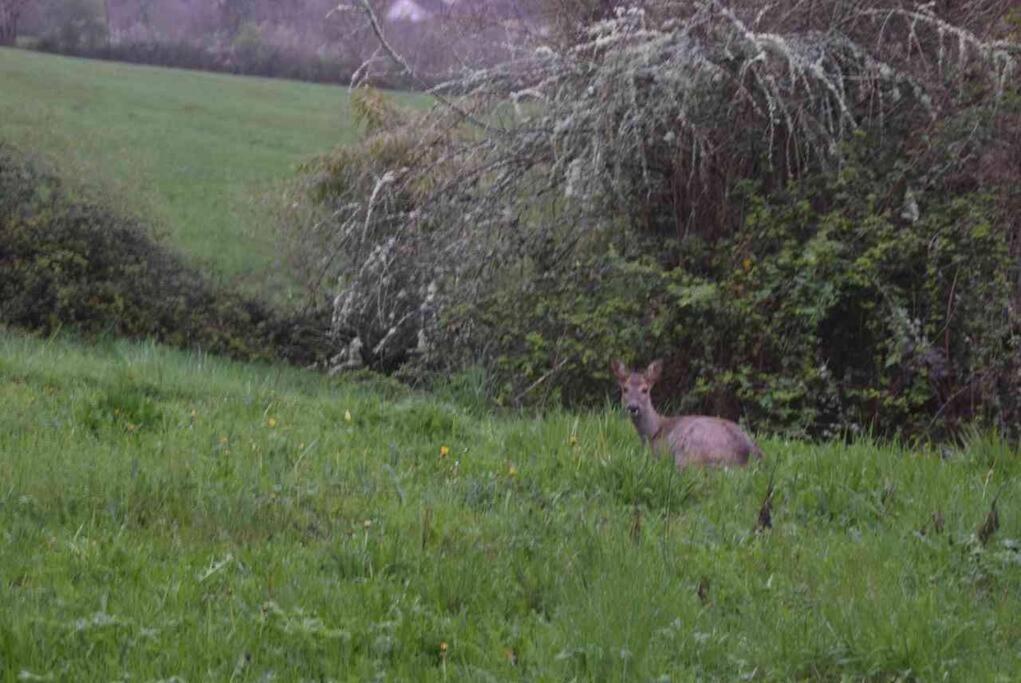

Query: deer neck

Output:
[633, 406, 663, 443]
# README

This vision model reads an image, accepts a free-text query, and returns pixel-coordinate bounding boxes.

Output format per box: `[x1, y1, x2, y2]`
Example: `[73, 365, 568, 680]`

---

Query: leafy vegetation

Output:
[470, 140, 1020, 439]
[0, 332, 1018, 679]
[288, 1, 1021, 439]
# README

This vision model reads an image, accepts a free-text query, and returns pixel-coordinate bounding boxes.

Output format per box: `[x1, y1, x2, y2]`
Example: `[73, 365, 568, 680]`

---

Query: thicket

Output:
[0, 145, 325, 365]
[284, 0, 1020, 440]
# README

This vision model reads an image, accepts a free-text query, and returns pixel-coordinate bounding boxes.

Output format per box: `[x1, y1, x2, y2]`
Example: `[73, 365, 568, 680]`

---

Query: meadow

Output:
[0, 331, 1018, 680]
[0, 47, 420, 288]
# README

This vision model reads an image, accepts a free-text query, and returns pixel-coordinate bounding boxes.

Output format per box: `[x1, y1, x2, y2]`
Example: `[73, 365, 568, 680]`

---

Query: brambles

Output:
[287, 0, 1020, 439]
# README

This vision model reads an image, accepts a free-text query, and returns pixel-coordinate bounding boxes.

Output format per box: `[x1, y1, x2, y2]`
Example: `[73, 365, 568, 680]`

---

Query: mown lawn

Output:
[0, 330, 1018, 680]
[0, 48, 418, 288]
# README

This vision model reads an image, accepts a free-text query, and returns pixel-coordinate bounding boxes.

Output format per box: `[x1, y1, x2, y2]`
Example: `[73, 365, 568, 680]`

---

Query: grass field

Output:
[0, 47, 403, 287]
[1, 331, 1018, 680]
[1, 45, 1020, 681]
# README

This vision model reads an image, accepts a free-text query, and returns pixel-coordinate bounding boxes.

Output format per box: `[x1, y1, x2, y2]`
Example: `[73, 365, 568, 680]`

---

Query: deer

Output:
[611, 359, 763, 468]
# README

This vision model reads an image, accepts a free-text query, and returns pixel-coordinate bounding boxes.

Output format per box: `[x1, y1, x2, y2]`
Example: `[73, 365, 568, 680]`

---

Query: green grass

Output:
[0, 48, 417, 288]
[1, 329, 1018, 680]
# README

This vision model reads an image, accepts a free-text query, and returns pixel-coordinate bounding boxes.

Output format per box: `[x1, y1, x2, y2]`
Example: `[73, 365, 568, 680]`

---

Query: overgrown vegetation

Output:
[287, 0, 1021, 439]
[1, 333, 1018, 679]
[0, 145, 324, 363]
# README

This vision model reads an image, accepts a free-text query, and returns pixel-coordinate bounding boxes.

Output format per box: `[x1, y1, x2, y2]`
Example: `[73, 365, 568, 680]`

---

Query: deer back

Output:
[653, 415, 762, 468]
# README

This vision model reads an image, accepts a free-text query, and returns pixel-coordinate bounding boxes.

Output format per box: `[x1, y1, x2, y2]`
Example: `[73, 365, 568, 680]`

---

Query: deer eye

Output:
[640, 387, 649, 394]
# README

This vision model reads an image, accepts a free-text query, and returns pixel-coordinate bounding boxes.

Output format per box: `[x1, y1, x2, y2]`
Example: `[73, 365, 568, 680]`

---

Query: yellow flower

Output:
[507, 464, 518, 478]
[267, 417, 278, 428]
[344, 409, 353, 422]
[569, 435, 578, 447]
[439, 445, 450, 458]
[363, 519, 372, 529]
[439, 641, 448, 655]
[742, 257, 753, 272]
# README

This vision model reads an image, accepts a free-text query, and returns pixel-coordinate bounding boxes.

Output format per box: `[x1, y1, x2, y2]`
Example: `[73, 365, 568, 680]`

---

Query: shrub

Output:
[284, 1, 1020, 440]
[0, 145, 326, 365]
[470, 143, 1019, 438]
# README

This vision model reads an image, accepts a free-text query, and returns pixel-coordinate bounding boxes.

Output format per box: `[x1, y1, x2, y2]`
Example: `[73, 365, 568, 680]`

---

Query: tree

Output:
[0, 0, 34, 45]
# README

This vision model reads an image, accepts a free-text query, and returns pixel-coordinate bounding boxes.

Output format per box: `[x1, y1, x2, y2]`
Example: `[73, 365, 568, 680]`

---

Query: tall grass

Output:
[1, 330, 1018, 679]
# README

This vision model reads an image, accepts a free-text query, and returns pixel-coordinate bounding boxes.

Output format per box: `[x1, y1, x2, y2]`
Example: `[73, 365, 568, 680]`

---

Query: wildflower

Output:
[742, 257, 753, 272]
[569, 435, 578, 447]
[439, 445, 450, 458]
[267, 417, 278, 428]
[219, 435, 229, 445]
[344, 409, 353, 422]
[507, 464, 518, 478]
[363, 519, 372, 529]
[439, 641, 448, 656]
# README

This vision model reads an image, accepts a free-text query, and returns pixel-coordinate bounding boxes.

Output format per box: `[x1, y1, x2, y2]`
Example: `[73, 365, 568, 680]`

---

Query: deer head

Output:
[611, 359, 663, 440]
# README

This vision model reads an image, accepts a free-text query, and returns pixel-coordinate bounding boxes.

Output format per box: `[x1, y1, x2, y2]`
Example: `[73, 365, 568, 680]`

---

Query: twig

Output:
[513, 355, 571, 404]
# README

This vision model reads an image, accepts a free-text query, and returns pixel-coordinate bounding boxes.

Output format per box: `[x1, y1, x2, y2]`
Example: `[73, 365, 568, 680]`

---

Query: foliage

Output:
[0, 145, 325, 364]
[288, 1, 1020, 439]
[1, 333, 1019, 679]
[36, 0, 107, 52]
[283, 90, 459, 370]
[473, 141, 1019, 438]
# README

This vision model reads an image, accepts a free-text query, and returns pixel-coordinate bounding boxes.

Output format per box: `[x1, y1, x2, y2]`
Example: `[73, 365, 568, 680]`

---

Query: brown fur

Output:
[611, 359, 763, 469]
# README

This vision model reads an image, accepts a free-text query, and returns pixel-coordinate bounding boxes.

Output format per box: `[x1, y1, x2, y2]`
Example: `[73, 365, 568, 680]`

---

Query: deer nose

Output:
[627, 405, 640, 416]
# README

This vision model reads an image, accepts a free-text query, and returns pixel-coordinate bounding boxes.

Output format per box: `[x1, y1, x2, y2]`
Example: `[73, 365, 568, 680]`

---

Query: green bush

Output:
[283, 1, 1020, 441]
[468, 140, 1019, 439]
[0, 145, 326, 365]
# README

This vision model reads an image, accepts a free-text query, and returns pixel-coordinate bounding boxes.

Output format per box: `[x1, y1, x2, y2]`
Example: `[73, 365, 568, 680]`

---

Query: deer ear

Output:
[645, 359, 663, 384]
[610, 359, 629, 383]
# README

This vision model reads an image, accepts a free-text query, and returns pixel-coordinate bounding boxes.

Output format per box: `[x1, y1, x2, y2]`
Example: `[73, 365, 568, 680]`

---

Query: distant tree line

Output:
[0, 0, 34, 45]
[9, 0, 534, 87]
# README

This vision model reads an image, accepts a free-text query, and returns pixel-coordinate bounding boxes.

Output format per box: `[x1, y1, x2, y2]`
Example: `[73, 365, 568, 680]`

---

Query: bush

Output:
[470, 142, 1019, 438]
[283, 1, 1020, 440]
[0, 145, 327, 365]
